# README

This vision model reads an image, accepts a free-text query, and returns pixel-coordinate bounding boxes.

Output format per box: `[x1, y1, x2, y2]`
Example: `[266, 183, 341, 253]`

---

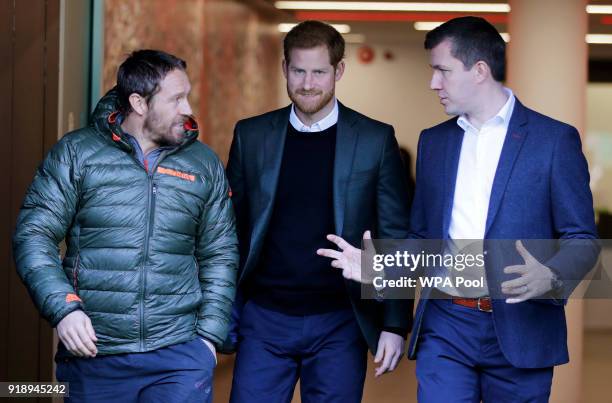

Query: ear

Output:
[473, 61, 490, 83]
[334, 60, 345, 81]
[128, 93, 148, 116]
[282, 59, 288, 79]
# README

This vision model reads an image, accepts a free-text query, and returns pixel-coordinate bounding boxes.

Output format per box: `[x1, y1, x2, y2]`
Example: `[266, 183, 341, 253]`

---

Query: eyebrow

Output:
[170, 88, 190, 98]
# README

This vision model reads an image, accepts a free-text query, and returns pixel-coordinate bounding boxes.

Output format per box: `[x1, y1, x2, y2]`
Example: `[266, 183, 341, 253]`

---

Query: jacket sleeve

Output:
[226, 122, 249, 261]
[12, 138, 83, 327]
[543, 126, 599, 301]
[376, 127, 414, 335]
[195, 155, 239, 348]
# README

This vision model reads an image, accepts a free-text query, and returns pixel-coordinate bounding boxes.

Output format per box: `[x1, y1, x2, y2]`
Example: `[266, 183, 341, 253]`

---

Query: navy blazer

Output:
[407, 99, 598, 368]
[225, 102, 413, 354]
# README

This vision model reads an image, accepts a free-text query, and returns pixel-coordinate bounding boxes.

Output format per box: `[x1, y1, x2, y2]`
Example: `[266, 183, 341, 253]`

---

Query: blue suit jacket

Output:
[406, 99, 598, 368]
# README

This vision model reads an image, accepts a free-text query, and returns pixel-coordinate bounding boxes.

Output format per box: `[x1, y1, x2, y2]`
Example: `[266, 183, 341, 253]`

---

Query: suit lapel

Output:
[243, 106, 290, 279]
[259, 106, 290, 209]
[333, 102, 359, 236]
[484, 99, 528, 237]
[442, 121, 464, 239]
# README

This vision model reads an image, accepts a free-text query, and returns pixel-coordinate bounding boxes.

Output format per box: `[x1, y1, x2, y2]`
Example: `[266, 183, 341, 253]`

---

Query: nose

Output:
[181, 99, 193, 116]
[302, 72, 314, 91]
[430, 71, 441, 91]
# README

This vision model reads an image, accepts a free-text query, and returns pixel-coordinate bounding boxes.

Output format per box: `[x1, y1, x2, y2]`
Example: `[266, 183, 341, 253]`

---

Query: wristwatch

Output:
[549, 268, 564, 295]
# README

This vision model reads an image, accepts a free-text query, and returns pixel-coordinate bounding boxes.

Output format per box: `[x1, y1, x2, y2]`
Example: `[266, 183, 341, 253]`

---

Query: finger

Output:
[504, 265, 528, 275]
[501, 276, 529, 290]
[330, 260, 343, 269]
[73, 331, 93, 357]
[389, 350, 402, 372]
[76, 324, 97, 356]
[69, 327, 93, 357]
[58, 331, 78, 357]
[362, 230, 377, 255]
[317, 248, 343, 260]
[516, 240, 535, 263]
[374, 342, 385, 364]
[376, 349, 394, 377]
[65, 330, 86, 357]
[502, 284, 528, 295]
[506, 296, 528, 304]
[85, 318, 98, 343]
[506, 288, 534, 303]
[326, 234, 351, 251]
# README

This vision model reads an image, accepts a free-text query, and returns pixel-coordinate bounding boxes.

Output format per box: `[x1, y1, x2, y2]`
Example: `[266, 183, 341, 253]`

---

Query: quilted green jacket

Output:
[13, 90, 238, 355]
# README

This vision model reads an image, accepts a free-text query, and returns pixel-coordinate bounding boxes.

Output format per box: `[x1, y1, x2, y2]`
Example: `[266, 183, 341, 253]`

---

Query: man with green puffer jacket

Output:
[12, 49, 238, 403]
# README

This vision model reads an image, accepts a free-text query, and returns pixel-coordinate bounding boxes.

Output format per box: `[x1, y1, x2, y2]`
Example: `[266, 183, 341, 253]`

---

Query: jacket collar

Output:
[91, 87, 200, 152]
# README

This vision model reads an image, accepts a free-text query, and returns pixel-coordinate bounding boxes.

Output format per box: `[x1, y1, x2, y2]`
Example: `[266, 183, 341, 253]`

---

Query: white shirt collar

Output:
[289, 98, 339, 132]
[457, 88, 515, 133]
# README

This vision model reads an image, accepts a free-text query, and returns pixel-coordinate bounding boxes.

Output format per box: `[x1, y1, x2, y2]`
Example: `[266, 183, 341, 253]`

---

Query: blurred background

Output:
[3, 0, 612, 401]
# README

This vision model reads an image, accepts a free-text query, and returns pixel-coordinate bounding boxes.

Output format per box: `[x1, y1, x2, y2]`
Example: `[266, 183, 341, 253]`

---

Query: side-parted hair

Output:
[424, 16, 506, 82]
[117, 49, 187, 114]
[284, 20, 345, 68]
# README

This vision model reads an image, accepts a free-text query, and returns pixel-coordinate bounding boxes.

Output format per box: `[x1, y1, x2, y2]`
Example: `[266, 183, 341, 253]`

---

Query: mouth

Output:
[298, 92, 321, 98]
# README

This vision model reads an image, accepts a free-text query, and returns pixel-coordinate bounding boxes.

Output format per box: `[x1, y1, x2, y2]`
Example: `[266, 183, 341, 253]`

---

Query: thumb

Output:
[363, 230, 375, 254]
[516, 240, 534, 263]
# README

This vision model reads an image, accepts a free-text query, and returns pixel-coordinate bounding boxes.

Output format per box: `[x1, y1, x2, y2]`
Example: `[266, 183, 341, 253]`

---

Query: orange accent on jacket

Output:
[157, 167, 196, 182]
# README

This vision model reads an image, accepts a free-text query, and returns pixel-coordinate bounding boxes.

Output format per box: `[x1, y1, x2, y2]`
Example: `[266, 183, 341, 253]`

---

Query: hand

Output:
[56, 310, 97, 357]
[201, 338, 217, 365]
[374, 331, 405, 377]
[501, 240, 556, 303]
[317, 231, 375, 284]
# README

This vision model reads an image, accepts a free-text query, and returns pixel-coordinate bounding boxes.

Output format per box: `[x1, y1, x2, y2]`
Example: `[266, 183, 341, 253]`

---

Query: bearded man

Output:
[225, 20, 413, 403]
[13, 49, 238, 402]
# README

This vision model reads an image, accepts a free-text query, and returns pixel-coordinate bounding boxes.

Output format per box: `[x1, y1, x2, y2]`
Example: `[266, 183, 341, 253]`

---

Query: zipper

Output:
[72, 254, 81, 294]
[138, 152, 168, 351]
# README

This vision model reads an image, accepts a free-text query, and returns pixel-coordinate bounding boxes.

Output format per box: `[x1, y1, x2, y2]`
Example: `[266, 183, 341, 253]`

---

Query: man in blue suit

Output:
[322, 16, 598, 402]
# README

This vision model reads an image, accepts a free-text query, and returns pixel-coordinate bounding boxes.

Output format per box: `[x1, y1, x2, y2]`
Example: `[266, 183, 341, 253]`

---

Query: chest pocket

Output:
[154, 167, 208, 230]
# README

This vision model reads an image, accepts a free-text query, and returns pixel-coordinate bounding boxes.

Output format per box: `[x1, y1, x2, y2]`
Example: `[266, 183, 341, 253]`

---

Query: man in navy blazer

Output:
[324, 16, 598, 402]
[226, 21, 412, 402]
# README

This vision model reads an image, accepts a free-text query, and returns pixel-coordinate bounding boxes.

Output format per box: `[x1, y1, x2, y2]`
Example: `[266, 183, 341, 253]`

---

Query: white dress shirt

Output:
[438, 88, 516, 297]
[289, 98, 339, 132]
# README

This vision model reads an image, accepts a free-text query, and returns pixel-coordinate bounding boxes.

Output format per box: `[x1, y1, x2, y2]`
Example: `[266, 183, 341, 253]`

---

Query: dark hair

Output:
[283, 20, 345, 68]
[116, 49, 187, 114]
[424, 16, 506, 82]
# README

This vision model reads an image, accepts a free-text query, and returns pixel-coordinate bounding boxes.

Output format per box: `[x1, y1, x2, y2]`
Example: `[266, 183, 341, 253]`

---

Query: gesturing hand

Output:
[317, 231, 374, 284]
[501, 240, 556, 303]
[56, 310, 98, 357]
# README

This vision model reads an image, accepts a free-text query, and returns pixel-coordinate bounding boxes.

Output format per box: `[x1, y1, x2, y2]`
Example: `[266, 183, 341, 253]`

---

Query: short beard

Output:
[288, 85, 335, 115]
[144, 113, 184, 147]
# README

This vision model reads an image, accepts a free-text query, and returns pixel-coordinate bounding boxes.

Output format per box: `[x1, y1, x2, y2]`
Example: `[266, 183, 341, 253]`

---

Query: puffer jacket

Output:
[13, 89, 238, 355]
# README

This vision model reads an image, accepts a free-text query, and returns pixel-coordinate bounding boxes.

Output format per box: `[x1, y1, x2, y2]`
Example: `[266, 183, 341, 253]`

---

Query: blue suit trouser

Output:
[56, 337, 215, 403]
[415, 299, 553, 403]
[230, 300, 368, 403]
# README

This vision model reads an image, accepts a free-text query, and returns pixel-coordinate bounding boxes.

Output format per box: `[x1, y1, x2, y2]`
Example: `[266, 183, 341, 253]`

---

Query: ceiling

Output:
[253, 0, 612, 60]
